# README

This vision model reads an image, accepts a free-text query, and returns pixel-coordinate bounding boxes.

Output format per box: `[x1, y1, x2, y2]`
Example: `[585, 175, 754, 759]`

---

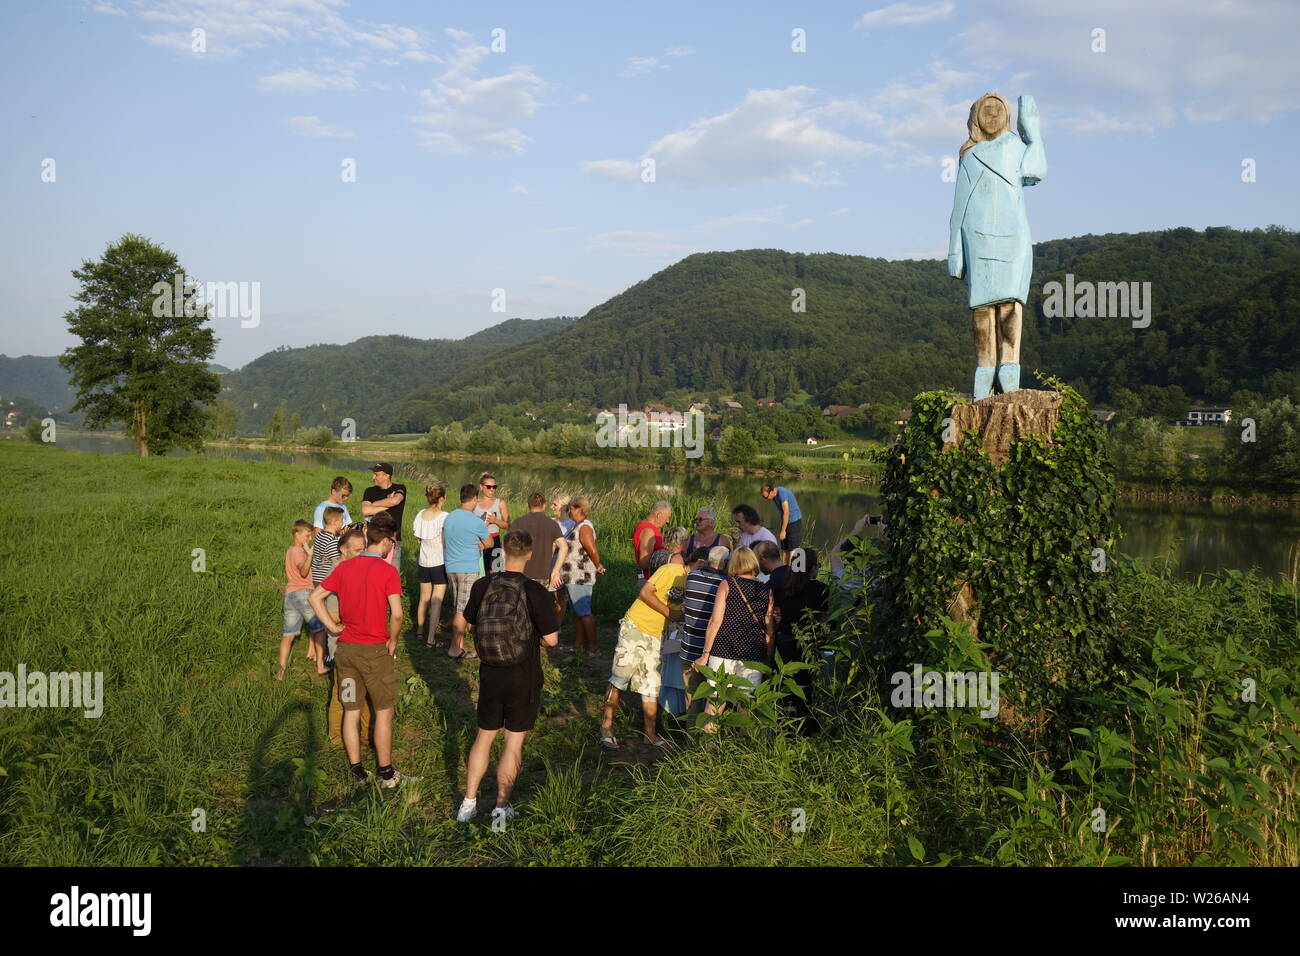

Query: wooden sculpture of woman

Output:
[948, 92, 1046, 399]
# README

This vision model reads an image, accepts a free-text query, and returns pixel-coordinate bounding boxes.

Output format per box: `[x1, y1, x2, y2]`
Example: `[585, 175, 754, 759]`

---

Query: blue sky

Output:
[2, 0, 1297, 368]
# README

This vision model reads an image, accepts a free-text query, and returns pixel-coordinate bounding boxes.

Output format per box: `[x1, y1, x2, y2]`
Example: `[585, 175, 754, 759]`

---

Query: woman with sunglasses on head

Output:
[474, 472, 510, 579]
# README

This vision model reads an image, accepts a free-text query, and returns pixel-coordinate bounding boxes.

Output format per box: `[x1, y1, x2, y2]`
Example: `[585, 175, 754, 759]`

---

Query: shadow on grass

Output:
[234, 699, 318, 865]
[401, 631, 477, 814]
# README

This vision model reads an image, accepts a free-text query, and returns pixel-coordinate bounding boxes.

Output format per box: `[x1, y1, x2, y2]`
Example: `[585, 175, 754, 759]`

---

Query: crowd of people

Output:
[279, 468, 841, 817]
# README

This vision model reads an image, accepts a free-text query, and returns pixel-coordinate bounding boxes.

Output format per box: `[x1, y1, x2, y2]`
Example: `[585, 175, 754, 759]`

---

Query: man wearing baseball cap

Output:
[361, 463, 407, 571]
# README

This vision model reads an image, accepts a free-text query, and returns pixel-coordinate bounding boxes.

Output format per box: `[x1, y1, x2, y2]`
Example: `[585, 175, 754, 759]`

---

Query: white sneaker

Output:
[492, 805, 518, 824]
[456, 797, 478, 822]
[377, 769, 403, 789]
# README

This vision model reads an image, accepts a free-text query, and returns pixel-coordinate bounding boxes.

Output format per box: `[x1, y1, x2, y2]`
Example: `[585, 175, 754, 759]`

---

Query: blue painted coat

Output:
[948, 96, 1046, 309]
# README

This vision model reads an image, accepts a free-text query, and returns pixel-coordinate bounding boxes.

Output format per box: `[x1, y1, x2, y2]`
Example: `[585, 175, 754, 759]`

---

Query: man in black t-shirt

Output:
[362, 463, 407, 571]
[456, 529, 558, 824]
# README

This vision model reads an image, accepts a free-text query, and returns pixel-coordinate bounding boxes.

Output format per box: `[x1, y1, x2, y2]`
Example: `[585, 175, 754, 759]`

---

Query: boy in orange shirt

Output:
[278, 520, 327, 680]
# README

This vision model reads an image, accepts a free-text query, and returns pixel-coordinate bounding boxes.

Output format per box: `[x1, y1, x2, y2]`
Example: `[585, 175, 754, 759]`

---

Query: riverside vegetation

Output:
[1, 439, 1296, 866]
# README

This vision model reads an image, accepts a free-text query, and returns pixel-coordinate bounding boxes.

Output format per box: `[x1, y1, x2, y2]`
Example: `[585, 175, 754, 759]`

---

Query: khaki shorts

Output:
[334, 642, 397, 711]
[609, 618, 663, 698]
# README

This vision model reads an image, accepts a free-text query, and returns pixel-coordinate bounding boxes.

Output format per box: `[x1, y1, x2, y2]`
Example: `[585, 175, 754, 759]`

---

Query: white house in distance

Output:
[1174, 406, 1232, 426]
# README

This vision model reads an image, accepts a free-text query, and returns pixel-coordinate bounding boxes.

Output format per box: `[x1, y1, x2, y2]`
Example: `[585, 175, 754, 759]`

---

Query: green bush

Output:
[872, 384, 1122, 738]
[1221, 397, 1300, 491]
[296, 426, 333, 448]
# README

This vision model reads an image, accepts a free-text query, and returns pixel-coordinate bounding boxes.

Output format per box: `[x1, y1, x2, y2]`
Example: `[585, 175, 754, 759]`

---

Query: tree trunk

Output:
[135, 400, 149, 457]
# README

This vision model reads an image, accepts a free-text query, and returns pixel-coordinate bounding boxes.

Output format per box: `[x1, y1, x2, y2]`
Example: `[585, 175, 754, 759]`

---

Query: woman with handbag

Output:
[694, 546, 774, 730]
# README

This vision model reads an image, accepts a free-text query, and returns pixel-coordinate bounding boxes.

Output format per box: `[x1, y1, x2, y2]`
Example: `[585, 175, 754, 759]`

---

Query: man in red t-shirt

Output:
[310, 522, 405, 788]
[633, 500, 671, 580]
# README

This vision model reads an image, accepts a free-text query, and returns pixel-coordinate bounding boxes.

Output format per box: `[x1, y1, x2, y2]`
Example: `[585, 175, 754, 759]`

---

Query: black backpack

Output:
[474, 575, 535, 666]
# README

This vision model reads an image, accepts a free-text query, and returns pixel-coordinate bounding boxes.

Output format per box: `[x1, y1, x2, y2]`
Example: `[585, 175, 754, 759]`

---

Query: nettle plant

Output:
[873, 380, 1122, 740]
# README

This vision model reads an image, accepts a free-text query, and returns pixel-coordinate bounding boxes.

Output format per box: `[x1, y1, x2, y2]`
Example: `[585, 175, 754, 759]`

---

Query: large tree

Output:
[60, 234, 220, 456]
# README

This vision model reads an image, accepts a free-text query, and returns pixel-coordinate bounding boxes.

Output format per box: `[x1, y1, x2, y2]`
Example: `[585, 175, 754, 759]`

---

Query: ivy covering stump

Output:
[873, 384, 1122, 740]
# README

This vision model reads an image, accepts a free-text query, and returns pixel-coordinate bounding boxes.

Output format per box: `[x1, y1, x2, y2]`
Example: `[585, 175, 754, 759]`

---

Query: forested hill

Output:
[392, 249, 974, 430]
[219, 316, 576, 431]
[15, 227, 1297, 436]
[390, 226, 1300, 431]
[1031, 227, 1300, 401]
[0, 356, 226, 419]
[0, 355, 78, 412]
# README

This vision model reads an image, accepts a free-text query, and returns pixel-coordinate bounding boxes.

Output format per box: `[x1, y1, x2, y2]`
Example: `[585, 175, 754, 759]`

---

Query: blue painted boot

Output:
[996, 362, 1021, 394]
[973, 366, 995, 400]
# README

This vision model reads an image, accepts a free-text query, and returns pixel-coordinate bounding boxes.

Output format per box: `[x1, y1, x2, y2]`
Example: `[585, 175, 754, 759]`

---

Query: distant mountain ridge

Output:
[216, 316, 576, 431]
[0, 318, 574, 428]
[10, 227, 1298, 435]
[390, 226, 1300, 431]
[0, 355, 77, 413]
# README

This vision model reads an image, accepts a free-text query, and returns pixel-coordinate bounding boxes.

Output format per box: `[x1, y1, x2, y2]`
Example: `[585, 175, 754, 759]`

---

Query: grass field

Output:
[1, 440, 1297, 866]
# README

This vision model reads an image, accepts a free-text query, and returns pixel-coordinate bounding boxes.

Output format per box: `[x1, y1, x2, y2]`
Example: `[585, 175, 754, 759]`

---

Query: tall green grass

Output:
[0, 441, 1296, 865]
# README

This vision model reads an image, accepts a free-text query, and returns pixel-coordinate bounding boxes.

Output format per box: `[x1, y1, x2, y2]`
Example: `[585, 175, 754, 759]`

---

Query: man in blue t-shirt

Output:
[761, 484, 803, 561]
[442, 483, 492, 660]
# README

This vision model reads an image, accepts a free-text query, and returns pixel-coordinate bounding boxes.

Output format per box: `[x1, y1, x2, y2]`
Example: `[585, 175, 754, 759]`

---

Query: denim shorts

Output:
[283, 589, 323, 635]
[566, 582, 594, 617]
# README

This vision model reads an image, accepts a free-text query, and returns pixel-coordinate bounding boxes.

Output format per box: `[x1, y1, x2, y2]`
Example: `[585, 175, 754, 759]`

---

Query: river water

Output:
[38, 433, 1300, 580]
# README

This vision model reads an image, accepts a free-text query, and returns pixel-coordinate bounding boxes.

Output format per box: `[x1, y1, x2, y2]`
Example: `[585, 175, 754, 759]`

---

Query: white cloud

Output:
[259, 65, 359, 92]
[409, 28, 547, 154]
[700, 207, 784, 229]
[1055, 107, 1154, 136]
[121, 0, 358, 56]
[529, 275, 604, 297]
[622, 44, 696, 77]
[958, 0, 1300, 125]
[584, 86, 884, 188]
[581, 159, 643, 182]
[622, 55, 661, 77]
[99, 1, 435, 64]
[864, 60, 982, 160]
[286, 114, 356, 138]
[856, 1, 955, 29]
[590, 230, 695, 259]
[587, 206, 836, 261]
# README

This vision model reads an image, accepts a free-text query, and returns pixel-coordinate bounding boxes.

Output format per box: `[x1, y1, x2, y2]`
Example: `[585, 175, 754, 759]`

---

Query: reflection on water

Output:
[1119, 502, 1300, 581]
[41, 433, 1300, 579]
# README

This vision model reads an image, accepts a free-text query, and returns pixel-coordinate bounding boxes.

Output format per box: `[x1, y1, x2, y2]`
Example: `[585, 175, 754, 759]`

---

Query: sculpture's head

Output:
[960, 92, 1012, 156]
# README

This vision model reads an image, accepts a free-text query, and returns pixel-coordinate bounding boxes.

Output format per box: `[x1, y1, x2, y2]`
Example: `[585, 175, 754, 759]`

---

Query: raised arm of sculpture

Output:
[1017, 94, 1046, 185]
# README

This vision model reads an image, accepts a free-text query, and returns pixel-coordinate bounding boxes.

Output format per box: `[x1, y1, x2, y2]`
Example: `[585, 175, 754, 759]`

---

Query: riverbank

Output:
[1116, 484, 1300, 511]
[25, 429, 1300, 508]
[208, 437, 1300, 506]
[205, 437, 887, 482]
